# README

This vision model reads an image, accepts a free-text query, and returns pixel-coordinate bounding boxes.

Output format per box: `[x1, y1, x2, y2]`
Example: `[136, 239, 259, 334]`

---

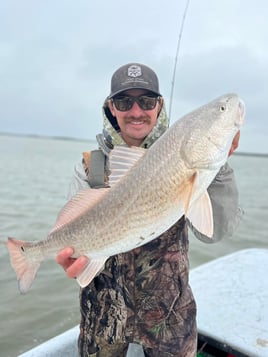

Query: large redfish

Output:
[6, 93, 245, 294]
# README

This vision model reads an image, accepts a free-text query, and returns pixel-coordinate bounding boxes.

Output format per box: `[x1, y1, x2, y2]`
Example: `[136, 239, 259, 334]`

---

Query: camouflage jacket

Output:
[78, 218, 197, 357]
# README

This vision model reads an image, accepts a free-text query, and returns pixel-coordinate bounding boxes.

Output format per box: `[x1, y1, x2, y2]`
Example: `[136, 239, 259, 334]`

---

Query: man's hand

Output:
[56, 247, 89, 279]
[228, 130, 240, 156]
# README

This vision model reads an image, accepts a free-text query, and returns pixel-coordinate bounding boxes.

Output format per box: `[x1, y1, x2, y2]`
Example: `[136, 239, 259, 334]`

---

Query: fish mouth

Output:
[237, 99, 246, 126]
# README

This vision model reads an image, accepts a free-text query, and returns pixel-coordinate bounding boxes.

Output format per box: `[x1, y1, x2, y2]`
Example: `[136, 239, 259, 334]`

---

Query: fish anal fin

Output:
[51, 188, 109, 234]
[187, 190, 214, 238]
[76, 256, 107, 288]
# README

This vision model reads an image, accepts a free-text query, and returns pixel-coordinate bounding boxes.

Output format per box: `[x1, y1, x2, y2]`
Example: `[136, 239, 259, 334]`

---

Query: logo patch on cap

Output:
[127, 65, 142, 78]
[109, 63, 160, 98]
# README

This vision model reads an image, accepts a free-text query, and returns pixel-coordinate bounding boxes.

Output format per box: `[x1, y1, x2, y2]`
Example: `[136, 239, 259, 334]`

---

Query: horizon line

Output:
[1, 131, 267, 158]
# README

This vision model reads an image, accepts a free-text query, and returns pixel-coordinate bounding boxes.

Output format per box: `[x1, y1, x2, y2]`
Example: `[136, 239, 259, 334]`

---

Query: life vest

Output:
[82, 133, 112, 188]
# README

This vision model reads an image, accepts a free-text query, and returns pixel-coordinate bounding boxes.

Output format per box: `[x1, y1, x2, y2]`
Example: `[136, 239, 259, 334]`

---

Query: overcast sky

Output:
[0, 0, 267, 153]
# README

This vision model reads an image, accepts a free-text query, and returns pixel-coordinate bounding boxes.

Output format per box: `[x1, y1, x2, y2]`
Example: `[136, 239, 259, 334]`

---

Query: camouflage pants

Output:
[78, 218, 197, 357]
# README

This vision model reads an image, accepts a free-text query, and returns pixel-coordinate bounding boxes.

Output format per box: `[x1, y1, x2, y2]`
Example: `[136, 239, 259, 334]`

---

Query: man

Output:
[56, 63, 242, 356]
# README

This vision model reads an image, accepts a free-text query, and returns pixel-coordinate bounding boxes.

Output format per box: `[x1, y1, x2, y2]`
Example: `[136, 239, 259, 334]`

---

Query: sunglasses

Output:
[112, 94, 160, 111]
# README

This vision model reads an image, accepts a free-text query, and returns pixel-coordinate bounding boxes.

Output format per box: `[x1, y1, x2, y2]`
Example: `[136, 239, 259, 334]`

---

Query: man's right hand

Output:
[56, 247, 89, 279]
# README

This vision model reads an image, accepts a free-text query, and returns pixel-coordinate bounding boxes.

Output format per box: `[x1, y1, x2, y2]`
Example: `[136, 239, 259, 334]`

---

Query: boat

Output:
[18, 248, 268, 357]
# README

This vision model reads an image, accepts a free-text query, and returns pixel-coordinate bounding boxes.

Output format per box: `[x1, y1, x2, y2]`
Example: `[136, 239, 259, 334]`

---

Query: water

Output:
[0, 134, 267, 357]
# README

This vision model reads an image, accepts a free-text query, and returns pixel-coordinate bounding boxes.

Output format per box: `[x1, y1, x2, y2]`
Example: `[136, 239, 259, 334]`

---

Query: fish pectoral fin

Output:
[76, 257, 107, 288]
[187, 190, 214, 238]
[180, 172, 198, 215]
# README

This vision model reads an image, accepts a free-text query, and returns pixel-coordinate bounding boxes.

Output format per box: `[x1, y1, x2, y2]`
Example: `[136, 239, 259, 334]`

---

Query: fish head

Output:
[180, 93, 245, 170]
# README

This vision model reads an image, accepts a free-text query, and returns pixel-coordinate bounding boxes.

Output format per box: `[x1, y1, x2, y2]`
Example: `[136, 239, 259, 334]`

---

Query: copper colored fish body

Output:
[6, 93, 245, 293]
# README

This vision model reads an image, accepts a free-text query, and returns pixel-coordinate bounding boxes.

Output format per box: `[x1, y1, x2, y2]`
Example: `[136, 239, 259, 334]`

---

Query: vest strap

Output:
[83, 149, 106, 188]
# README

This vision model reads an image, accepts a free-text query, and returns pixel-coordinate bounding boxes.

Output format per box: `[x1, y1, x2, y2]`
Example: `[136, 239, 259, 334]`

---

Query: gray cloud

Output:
[0, 0, 267, 152]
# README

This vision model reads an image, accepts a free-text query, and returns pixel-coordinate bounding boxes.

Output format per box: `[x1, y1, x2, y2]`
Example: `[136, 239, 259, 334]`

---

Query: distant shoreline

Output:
[233, 151, 268, 158]
[1, 131, 267, 158]
[0, 131, 91, 143]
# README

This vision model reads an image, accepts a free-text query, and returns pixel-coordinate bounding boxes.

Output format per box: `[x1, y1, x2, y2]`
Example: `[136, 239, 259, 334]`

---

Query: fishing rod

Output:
[168, 0, 191, 120]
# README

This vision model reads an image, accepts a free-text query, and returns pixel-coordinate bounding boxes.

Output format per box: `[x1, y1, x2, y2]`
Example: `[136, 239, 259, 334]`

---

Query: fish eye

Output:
[219, 104, 226, 112]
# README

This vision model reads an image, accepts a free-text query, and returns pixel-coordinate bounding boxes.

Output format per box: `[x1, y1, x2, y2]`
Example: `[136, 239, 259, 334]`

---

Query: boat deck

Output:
[18, 248, 268, 357]
[190, 248, 268, 357]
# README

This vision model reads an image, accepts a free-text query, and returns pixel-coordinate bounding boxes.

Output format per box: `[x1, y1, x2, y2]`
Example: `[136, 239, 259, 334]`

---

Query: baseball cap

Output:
[109, 63, 161, 98]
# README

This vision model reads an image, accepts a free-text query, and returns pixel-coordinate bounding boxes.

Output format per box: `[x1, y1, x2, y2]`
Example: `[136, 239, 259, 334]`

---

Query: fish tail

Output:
[6, 237, 41, 294]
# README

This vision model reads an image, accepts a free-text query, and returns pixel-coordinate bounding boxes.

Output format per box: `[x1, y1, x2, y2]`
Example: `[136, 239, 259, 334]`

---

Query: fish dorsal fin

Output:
[50, 188, 109, 234]
[187, 190, 214, 238]
[108, 145, 146, 186]
[50, 146, 146, 234]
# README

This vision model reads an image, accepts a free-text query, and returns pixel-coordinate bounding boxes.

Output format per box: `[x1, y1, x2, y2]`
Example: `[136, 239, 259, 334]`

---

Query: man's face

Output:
[108, 89, 163, 147]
